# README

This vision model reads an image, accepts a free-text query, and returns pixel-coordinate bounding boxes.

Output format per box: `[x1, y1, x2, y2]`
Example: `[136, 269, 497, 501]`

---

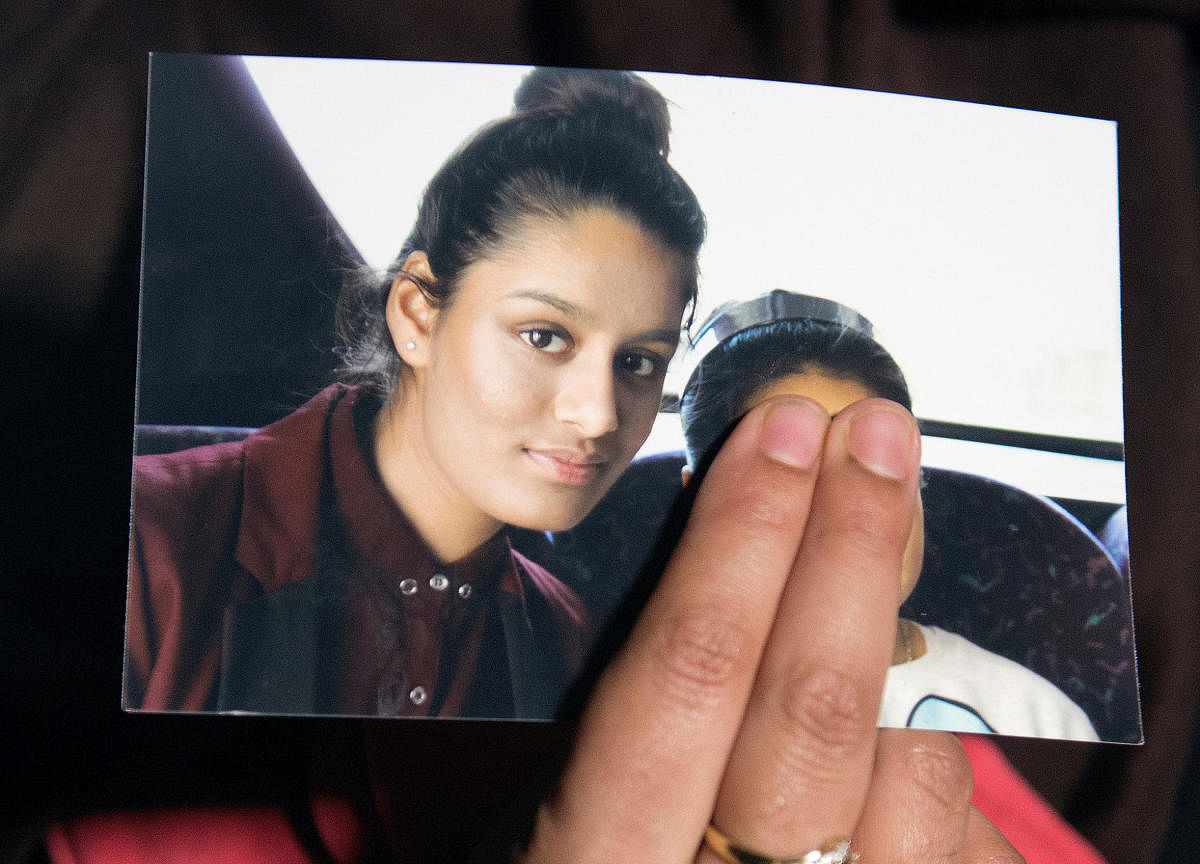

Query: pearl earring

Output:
[405, 341, 416, 351]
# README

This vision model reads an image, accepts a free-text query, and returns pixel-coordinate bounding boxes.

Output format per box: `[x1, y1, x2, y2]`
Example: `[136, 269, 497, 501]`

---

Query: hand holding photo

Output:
[125, 55, 1136, 743]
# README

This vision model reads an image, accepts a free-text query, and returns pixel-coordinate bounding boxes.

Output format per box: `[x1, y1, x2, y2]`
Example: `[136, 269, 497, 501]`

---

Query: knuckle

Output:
[776, 663, 877, 757]
[698, 470, 804, 534]
[653, 607, 755, 710]
[894, 733, 975, 818]
[812, 497, 909, 563]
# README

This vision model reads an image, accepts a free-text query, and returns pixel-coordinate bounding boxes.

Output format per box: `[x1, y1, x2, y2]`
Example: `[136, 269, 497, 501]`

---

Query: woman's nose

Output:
[555, 356, 619, 439]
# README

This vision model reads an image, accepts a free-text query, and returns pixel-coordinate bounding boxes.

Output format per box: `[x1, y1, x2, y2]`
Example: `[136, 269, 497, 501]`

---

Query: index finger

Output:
[526, 396, 830, 863]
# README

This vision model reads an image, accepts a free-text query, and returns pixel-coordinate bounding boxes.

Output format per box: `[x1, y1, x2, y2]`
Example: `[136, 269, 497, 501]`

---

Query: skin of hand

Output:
[521, 395, 1025, 864]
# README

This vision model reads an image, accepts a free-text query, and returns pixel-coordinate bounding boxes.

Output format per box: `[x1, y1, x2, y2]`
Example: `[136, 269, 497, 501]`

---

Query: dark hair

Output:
[335, 67, 707, 397]
[679, 317, 912, 469]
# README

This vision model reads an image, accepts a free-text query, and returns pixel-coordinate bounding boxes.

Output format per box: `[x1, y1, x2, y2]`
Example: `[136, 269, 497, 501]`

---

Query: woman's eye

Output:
[520, 328, 569, 353]
[617, 352, 660, 378]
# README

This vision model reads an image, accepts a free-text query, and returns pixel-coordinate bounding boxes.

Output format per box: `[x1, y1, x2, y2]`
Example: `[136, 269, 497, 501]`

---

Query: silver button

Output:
[399, 578, 418, 596]
[409, 686, 428, 705]
[457, 583, 473, 599]
[429, 573, 449, 591]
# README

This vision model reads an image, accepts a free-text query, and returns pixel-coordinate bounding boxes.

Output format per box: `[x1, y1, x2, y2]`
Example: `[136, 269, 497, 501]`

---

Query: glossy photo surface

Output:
[126, 55, 1137, 742]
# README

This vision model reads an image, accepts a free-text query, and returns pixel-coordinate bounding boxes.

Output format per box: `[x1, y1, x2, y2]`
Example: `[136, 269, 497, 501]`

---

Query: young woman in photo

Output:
[125, 67, 706, 718]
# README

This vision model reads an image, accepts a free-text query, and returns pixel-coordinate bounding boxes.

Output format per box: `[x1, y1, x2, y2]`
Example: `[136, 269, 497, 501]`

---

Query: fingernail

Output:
[758, 398, 826, 468]
[848, 405, 917, 480]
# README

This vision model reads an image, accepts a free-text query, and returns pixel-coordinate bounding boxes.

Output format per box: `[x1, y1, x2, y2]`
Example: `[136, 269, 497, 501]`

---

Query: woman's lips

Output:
[524, 448, 606, 485]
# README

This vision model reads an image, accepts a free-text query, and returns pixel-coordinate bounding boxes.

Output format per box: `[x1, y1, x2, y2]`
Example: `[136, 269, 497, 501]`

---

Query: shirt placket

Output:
[388, 569, 449, 717]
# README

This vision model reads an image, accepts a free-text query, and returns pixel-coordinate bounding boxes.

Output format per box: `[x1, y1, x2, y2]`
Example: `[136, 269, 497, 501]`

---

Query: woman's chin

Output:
[506, 507, 590, 534]
[496, 491, 606, 535]
[491, 454, 636, 534]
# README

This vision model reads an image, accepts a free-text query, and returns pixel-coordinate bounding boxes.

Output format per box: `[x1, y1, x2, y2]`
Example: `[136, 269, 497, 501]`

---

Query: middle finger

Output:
[706, 398, 921, 860]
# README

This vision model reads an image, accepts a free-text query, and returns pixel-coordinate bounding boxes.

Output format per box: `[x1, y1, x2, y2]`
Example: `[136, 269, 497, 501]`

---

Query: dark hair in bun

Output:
[512, 67, 672, 156]
[337, 66, 706, 397]
[680, 318, 912, 471]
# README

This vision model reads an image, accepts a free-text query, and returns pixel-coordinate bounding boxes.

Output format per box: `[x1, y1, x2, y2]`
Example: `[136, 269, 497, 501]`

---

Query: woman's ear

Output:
[385, 252, 438, 369]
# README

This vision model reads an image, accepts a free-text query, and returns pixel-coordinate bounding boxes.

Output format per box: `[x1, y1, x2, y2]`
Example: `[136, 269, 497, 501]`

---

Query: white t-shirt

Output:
[880, 624, 1099, 741]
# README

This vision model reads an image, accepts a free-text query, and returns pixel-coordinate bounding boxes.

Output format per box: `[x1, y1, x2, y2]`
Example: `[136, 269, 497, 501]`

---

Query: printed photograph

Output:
[125, 54, 1137, 742]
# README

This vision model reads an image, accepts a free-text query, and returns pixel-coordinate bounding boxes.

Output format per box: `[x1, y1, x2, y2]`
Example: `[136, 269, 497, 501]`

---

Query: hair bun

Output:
[513, 67, 672, 156]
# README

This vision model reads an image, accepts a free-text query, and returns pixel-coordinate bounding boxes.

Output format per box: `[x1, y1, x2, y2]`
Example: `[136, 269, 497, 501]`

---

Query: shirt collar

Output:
[328, 386, 509, 592]
[235, 383, 512, 595]
[235, 384, 349, 592]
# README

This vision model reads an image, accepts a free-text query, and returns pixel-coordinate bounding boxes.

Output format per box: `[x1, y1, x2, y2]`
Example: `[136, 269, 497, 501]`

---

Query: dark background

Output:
[3, 2, 1199, 862]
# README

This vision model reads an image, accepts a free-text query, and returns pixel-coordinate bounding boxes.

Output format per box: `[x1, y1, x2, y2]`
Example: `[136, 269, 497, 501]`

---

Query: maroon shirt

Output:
[125, 385, 588, 716]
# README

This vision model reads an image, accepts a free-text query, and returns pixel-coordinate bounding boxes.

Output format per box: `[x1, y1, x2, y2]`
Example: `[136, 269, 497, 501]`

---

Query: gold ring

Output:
[703, 824, 860, 864]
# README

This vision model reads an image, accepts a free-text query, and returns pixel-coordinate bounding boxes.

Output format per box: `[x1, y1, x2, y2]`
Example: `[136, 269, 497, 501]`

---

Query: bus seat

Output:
[134, 424, 257, 455]
[1100, 505, 1130, 581]
[911, 467, 1138, 742]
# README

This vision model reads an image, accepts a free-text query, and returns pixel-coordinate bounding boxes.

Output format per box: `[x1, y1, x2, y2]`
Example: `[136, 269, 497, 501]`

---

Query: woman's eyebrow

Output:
[511, 290, 588, 321]
[636, 326, 686, 346]
[510, 291, 681, 346]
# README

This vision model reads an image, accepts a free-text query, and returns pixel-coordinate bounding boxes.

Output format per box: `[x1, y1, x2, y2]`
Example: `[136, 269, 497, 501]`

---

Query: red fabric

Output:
[44, 798, 362, 864]
[43, 734, 1105, 863]
[963, 735, 1107, 864]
